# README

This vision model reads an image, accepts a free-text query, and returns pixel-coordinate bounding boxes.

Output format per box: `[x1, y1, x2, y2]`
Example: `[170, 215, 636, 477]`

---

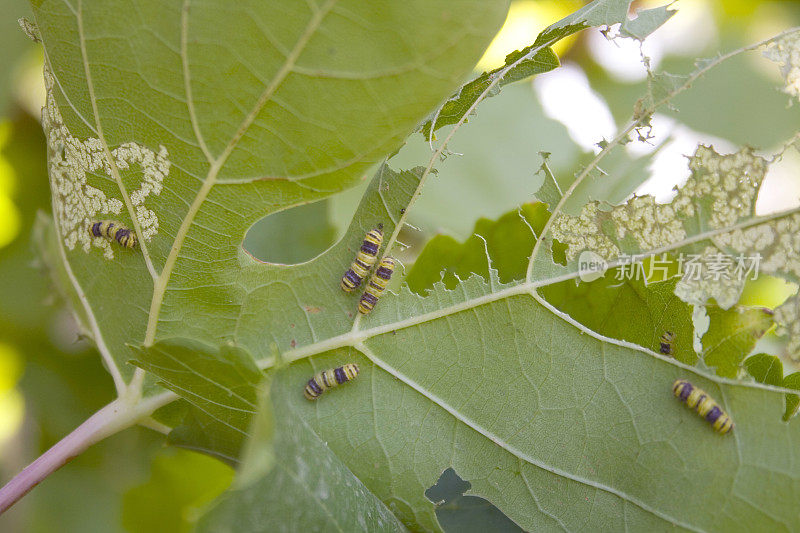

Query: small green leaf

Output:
[131, 339, 262, 447]
[167, 406, 247, 466]
[743, 354, 800, 422]
[541, 272, 697, 364]
[783, 373, 800, 422]
[744, 353, 783, 386]
[619, 5, 676, 41]
[406, 202, 552, 293]
[421, 48, 559, 140]
[704, 308, 774, 378]
[533, 152, 563, 209]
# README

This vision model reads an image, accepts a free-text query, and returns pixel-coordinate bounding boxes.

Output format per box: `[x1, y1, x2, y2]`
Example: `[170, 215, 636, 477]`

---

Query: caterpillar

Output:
[88, 220, 137, 249]
[341, 225, 383, 292]
[659, 331, 675, 355]
[672, 379, 733, 434]
[358, 257, 395, 314]
[303, 363, 360, 400]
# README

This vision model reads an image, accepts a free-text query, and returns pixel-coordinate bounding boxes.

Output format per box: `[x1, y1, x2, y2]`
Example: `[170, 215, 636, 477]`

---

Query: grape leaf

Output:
[33, 1, 800, 530]
[32, 0, 509, 391]
[137, 157, 800, 530]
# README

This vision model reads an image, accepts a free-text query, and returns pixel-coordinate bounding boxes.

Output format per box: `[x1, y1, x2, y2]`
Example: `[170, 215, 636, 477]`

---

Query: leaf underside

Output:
[31, 0, 800, 531]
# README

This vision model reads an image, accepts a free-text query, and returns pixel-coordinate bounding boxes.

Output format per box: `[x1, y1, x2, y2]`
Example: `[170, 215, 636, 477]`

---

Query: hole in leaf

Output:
[243, 200, 336, 264]
[425, 468, 524, 533]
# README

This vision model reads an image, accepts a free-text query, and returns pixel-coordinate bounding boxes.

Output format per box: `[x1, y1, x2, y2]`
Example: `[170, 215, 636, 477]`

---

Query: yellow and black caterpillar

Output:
[341, 225, 383, 292]
[672, 379, 733, 434]
[358, 257, 395, 314]
[88, 220, 137, 249]
[303, 363, 360, 400]
[659, 331, 675, 355]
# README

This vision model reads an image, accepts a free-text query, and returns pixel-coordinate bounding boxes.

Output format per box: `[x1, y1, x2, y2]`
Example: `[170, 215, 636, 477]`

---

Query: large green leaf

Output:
[33, 0, 509, 389]
[32, 0, 800, 530]
[138, 157, 800, 530]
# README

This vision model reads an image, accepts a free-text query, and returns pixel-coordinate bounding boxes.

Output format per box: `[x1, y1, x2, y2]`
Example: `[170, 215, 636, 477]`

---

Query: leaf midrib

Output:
[144, 0, 340, 346]
[76, 0, 158, 281]
[275, 206, 800, 400]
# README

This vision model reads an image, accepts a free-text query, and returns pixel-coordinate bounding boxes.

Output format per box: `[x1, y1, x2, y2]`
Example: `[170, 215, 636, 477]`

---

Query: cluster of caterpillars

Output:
[340, 224, 395, 314]
[89, 220, 737, 431]
[303, 224, 397, 401]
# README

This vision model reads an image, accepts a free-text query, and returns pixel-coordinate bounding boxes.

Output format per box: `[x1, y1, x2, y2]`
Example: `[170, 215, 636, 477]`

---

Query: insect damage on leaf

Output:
[673, 246, 747, 309]
[763, 32, 800, 102]
[711, 211, 800, 358]
[549, 202, 620, 261]
[551, 145, 768, 261]
[775, 297, 800, 360]
[42, 64, 170, 259]
[17, 17, 40, 43]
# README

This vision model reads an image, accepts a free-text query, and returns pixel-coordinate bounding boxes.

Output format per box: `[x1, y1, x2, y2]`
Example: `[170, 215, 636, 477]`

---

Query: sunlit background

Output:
[1, 0, 800, 530]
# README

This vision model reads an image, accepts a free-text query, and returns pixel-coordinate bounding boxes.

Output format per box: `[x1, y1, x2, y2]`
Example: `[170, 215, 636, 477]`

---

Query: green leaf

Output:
[34, 0, 509, 389]
[532, 153, 562, 209]
[122, 449, 234, 533]
[259, 291, 800, 531]
[32, 3, 800, 531]
[131, 339, 262, 449]
[743, 354, 800, 422]
[703, 307, 774, 378]
[198, 375, 406, 533]
[421, 47, 559, 140]
[421, 0, 669, 140]
[405, 202, 553, 293]
[619, 5, 676, 41]
[541, 273, 697, 364]
[744, 353, 783, 385]
[138, 149, 800, 529]
[167, 406, 247, 466]
[783, 373, 800, 422]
